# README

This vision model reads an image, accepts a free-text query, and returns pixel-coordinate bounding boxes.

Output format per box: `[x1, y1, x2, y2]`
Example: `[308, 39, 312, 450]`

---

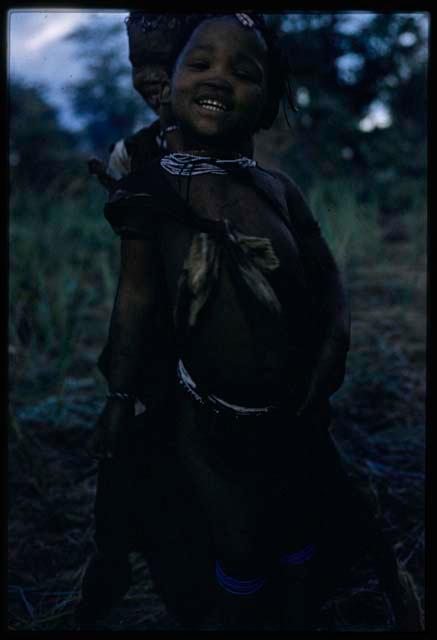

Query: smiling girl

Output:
[83, 13, 423, 631]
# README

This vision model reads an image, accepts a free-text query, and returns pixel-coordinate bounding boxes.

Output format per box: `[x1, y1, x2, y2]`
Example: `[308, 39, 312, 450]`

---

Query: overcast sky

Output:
[8, 10, 129, 129]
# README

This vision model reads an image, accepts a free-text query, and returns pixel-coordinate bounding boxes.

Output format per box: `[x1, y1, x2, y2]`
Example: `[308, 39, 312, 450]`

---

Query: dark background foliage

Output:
[8, 12, 427, 631]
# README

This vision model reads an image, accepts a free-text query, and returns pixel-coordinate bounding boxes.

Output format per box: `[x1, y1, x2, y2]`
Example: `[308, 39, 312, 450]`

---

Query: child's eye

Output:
[234, 69, 251, 80]
[233, 67, 260, 82]
[187, 59, 210, 70]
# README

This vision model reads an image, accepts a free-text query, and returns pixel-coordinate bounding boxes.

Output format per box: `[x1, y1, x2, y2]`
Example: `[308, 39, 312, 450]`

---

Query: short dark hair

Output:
[125, 13, 188, 64]
[125, 13, 187, 36]
[168, 13, 296, 131]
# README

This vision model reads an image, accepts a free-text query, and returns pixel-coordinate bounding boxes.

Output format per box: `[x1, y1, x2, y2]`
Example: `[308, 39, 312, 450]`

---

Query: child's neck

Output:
[180, 135, 254, 159]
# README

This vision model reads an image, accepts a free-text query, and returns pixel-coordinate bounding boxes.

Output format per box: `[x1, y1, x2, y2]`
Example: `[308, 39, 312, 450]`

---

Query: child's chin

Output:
[187, 123, 245, 147]
[145, 95, 161, 112]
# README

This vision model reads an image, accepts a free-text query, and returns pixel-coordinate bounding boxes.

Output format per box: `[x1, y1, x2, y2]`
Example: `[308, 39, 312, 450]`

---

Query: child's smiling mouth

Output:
[195, 97, 230, 113]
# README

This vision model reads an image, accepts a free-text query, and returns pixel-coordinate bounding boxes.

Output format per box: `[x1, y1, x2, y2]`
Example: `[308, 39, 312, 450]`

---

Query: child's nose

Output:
[200, 76, 233, 94]
[139, 65, 167, 83]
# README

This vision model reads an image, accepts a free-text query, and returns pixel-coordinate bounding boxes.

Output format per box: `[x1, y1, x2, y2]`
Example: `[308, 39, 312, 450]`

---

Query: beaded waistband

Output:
[176, 359, 277, 417]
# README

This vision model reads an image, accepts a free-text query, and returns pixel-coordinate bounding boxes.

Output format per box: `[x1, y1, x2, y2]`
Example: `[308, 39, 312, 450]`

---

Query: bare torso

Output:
[160, 167, 312, 406]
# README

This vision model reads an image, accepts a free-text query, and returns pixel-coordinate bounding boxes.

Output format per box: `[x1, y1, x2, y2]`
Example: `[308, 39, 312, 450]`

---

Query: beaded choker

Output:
[160, 152, 257, 176]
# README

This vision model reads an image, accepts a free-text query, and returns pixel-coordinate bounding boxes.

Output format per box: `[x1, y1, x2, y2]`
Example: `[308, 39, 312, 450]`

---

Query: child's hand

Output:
[87, 158, 118, 192]
[88, 157, 107, 176]
[88, 398, 135, 460]
[296, 339, 347, 420]
[295, 376, 330, 424]
[159, 83, 183, 153]
[159, 98, 173, 132]
[296, 383, 331, 430]
[296, 379, 322, 419]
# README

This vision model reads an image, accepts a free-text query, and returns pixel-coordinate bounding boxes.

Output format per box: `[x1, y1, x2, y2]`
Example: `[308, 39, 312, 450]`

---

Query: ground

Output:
[8, 194, 426, 630]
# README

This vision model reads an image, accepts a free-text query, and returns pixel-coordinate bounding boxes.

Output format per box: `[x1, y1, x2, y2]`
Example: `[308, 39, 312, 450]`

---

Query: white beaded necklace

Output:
[160, 152, 257, 176]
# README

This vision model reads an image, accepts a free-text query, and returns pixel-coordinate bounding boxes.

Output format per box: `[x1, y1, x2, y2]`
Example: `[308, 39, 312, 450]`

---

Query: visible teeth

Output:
[198, 99, 227, 111]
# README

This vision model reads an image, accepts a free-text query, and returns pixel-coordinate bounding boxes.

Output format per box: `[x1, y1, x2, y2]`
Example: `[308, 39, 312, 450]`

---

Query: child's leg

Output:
[210, 462, 318, 630]
[215, 556, 272, 630]
[280, 566, 320, 630]
[211, 415, 323, 630]
[77, 456, 133, 628]
[77, 414, 149, 627]
[175, 429, 274, 628]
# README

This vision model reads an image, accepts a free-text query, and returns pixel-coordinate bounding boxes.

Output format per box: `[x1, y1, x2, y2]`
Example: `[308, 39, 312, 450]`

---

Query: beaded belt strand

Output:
[215, 561, 265, 596]
[280, 543, 317, 566]
[177, 359, 276, 417]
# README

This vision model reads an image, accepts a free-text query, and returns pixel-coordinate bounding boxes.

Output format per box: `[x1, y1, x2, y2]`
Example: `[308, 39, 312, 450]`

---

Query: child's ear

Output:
[160, 81, 171, 105]
[258, 98, 280, 130]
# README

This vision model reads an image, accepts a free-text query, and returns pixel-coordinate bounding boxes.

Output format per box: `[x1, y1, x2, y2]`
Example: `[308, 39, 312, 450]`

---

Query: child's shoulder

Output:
[255, 166, 320, 234]
[104, 159, 166, 238]
[124, 119, 161, 152]
[260, 167, 307, 206]
[107, 158, 163, 204]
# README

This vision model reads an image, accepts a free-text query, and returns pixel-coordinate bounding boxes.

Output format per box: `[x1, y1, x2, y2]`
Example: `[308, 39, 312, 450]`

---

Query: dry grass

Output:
[8, 181, 426, 630]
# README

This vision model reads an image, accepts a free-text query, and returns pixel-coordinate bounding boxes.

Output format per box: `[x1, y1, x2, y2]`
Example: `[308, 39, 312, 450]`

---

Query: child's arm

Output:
[91, 235, 160, 459]
[272, 171, 351, 415]
[88, 138, 132, 194]
[88, 157, 119, 192]
[297, 279, 350, 418]
[159, 85, 184, 153]
[107, 140, 132, 180]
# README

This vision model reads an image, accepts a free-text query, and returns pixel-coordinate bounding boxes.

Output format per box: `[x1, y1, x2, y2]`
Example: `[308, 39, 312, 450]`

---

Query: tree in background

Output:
[9, 80, 84, 194]
[66, 19, 149, 159]
[262, 13, 427, 214]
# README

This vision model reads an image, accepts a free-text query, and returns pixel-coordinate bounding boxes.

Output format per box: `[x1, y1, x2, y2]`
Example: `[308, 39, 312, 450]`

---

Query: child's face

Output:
[128, 22, 174, 113]
[170, 16, 269, 146]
